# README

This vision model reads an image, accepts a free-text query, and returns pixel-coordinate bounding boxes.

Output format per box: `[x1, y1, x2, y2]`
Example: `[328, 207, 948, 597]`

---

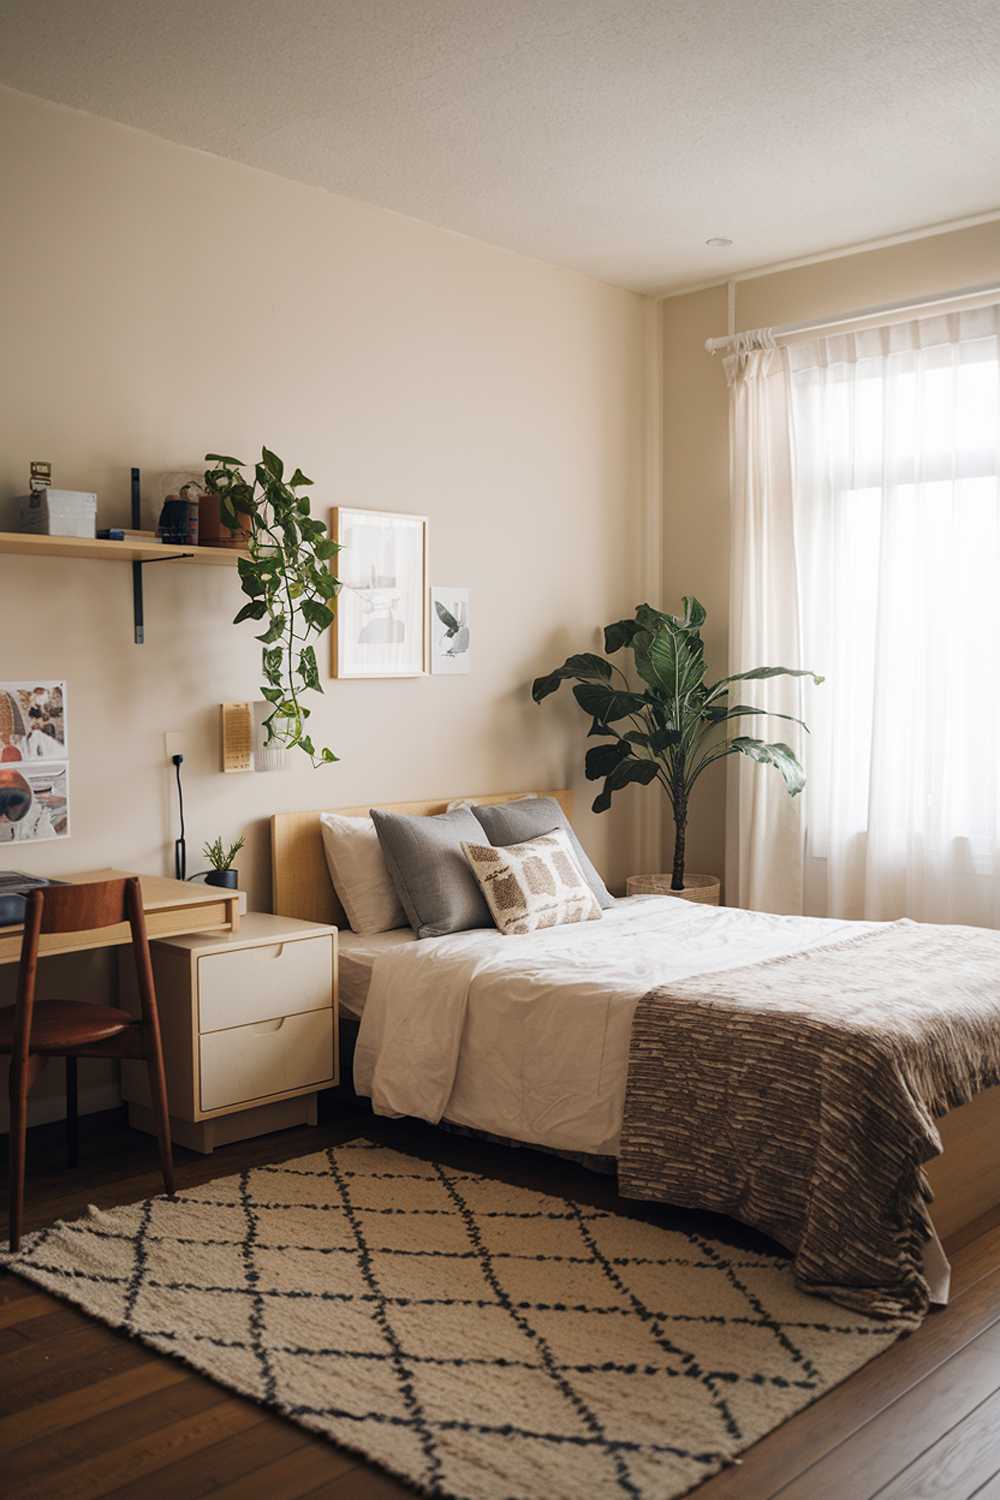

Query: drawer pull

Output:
[248, 943, 285, 960]
[250, 1017, 286, 1034]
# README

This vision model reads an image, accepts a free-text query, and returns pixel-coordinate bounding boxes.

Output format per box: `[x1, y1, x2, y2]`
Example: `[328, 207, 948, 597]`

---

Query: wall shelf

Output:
[0, 530, 248, 643]
[0, 531, 246, 566]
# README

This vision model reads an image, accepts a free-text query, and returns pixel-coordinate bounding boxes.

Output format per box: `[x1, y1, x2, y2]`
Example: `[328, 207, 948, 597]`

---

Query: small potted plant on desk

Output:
[201, 835, 246, 890]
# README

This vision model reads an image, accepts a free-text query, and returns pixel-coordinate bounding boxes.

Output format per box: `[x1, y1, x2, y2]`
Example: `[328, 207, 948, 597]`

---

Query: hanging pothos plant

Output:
[203, 449, 340, 766]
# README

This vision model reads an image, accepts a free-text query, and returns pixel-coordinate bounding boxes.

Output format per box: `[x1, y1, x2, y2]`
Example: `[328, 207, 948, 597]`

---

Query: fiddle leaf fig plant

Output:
[203, 449, 341, 766]
[533, 598, 823, 891]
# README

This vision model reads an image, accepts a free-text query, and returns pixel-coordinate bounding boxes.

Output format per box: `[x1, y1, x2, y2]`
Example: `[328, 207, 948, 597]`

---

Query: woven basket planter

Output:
[625, 872, 721, 905]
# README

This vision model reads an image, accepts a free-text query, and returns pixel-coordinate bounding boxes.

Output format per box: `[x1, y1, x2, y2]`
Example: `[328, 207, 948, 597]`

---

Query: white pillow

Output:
[319, 812, 408, 934]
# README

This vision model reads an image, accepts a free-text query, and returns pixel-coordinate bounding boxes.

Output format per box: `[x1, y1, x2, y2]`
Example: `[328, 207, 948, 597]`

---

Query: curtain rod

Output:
[704, 279, 1000, 354]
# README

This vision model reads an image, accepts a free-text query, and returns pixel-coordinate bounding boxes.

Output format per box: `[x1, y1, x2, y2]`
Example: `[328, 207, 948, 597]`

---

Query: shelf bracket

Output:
[132, 553, 194, 645]
[130, 462, 202, 644]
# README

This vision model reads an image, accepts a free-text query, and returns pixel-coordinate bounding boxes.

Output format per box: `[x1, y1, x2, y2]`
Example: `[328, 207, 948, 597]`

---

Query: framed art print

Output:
[330, 508, 428, 678]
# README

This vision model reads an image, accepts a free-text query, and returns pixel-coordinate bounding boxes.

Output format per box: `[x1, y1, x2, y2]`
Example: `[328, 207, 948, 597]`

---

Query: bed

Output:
[272, 790, 1000, 1262]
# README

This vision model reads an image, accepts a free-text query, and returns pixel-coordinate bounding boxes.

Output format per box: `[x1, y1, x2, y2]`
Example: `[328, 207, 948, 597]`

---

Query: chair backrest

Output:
[37, 877, 130, 934]
[13, 877, 154, 1060]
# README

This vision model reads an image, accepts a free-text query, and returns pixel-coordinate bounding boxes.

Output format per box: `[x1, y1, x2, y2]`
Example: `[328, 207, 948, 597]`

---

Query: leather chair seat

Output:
[0, 1000, 133, 1052]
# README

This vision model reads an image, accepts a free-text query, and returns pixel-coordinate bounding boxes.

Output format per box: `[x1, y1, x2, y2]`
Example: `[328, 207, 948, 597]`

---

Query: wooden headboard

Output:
[271, 790, 573, 926]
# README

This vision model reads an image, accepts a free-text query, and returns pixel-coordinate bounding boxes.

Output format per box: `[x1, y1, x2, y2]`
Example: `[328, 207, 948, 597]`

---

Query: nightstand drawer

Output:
[198, 934, 333, 1033]
[199, 1008, 334, 1112]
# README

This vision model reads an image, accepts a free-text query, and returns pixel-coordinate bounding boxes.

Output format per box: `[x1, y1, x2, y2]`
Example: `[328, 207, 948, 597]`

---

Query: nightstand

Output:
[121, 912, 338, 1153]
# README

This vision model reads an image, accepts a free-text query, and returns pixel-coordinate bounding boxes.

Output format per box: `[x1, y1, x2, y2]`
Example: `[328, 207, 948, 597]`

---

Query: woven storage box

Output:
[625, 872, 721, 905]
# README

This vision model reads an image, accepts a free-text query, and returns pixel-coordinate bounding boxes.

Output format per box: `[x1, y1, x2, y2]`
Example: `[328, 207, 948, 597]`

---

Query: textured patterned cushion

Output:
[461, 828, 603, 935]
[470, 796, 614, 909]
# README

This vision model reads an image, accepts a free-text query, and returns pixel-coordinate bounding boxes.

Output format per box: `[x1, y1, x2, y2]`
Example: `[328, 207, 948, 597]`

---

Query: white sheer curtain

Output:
[725, 334, 808, 914]
[789, 304, 1000, 925]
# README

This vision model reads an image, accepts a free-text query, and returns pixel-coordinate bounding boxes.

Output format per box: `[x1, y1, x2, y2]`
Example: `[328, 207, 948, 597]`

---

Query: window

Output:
[788, 310, 1000, 924]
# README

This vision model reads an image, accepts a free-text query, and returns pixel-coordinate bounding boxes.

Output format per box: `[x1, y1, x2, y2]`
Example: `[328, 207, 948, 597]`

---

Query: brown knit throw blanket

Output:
[619, 920, 1000, 1327]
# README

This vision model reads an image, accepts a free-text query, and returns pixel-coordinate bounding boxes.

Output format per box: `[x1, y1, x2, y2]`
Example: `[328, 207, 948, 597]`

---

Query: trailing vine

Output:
[203, 448, 340, 766]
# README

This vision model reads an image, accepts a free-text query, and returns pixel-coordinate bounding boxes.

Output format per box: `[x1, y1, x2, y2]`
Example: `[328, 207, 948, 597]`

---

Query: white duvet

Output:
[354, 895, 863, 1157]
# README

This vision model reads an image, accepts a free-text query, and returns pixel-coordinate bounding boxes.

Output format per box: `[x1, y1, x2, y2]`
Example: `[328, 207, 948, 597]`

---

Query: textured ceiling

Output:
[2, 0, 999, 292]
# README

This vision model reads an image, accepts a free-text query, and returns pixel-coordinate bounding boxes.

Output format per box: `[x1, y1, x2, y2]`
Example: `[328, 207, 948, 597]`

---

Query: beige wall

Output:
[0, 86, 649, 1125]
[661, 220, 1000, 885]
[660, 285, 730, 880]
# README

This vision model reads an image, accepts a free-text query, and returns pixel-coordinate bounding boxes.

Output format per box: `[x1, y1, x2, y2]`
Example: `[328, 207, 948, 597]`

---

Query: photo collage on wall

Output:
[0, 681, 70, 843]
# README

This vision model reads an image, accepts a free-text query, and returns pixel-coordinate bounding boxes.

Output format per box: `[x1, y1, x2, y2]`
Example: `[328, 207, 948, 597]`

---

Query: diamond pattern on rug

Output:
[0, 1139, 905, 1500]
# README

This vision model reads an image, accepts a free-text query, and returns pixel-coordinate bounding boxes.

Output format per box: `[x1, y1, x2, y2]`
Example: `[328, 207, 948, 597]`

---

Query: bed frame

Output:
[270, 788, 1000, 1244]
[927, 1089, 1000, 1240]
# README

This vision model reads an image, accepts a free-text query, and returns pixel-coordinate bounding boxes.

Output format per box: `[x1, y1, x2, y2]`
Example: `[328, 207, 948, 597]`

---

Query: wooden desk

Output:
[0, 870, 240, 965]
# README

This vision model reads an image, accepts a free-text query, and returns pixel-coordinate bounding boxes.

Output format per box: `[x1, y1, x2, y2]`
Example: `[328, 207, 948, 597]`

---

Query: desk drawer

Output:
[199, 1008, 334, 1113]
[198, 934, 332, 1033]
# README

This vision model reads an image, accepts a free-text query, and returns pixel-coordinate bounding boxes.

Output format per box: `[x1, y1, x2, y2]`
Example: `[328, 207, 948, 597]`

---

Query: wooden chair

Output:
[1, 876, 175, 1251]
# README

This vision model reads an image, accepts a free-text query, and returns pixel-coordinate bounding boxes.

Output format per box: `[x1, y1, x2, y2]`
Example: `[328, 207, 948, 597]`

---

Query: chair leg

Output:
[146, 1045, 175, 1198]
[127, 880, 176, 1198]
[8, 1060, 29, 1254]
[65, 1056, 79, 1170]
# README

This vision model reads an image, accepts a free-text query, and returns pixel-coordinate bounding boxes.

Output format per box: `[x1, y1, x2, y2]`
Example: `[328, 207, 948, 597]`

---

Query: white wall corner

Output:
[635, 295, 667, 876]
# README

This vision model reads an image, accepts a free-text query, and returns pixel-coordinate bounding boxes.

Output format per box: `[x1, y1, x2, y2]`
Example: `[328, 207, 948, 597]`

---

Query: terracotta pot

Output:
[199, 492, 252, 549]
[625, 872, 721, 905]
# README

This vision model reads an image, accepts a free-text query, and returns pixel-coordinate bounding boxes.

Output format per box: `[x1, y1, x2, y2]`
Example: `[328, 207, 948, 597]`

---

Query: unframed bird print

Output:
[430, 587, 471, 674]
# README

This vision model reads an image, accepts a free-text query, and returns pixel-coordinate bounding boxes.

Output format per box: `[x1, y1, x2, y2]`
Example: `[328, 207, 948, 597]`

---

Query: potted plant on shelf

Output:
[532, 598, 822, 902]
[202, 449, 341, 767]
[201, 835, 246, 890]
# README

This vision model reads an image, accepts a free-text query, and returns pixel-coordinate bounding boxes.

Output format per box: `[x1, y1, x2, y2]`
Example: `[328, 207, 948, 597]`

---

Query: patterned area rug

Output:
[0, 1139, 905, 1499]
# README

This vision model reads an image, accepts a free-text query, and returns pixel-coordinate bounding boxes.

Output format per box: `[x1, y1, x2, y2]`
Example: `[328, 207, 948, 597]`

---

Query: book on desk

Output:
[0, 870, 65, 924]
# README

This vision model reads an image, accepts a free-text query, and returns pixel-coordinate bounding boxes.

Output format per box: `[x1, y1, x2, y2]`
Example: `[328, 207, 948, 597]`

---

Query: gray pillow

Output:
[471, 797, 614, 909]
[371, 807, 492, 939]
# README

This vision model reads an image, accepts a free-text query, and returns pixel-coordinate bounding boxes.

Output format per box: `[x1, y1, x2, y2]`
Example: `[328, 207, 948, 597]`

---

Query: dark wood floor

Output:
[2, 1102, 1000, 1499]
